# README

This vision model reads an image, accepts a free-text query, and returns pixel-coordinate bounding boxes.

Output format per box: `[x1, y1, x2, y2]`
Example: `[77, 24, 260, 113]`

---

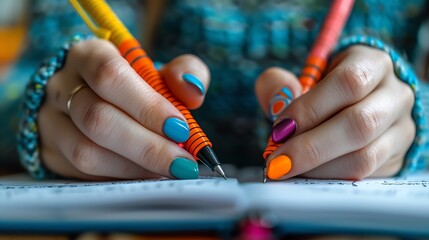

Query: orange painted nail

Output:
[267, 155, 292, 180]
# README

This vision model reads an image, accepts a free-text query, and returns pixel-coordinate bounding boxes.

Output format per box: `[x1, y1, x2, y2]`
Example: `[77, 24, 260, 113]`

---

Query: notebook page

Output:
[0, 175, 248, 232]
[0, 176, 246, 210]
[244, 174, 429, 234]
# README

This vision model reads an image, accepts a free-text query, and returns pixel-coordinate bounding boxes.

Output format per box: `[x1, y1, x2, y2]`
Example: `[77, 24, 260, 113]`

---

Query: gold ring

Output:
[66, 83, 88, 115]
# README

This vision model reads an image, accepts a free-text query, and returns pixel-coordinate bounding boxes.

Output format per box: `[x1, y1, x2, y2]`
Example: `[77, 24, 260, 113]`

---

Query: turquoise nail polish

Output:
[170, 158, 199, 179]
[153, 61, 164, 70]
[281, 87, 293, 99]
[163, 118, 190, 143]
[182, 73, 205, 95]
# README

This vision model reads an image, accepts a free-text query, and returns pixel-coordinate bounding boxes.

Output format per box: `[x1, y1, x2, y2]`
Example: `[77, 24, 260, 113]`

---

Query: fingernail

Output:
[267, 155, 292, 180]
[182, 73, 205, 95]
[170, 157, 199, 179]
[272, 118, 296, 143]
[163, 117, 190, 143]
[268, 87, 293, 122]
[154, 61, 164, 70]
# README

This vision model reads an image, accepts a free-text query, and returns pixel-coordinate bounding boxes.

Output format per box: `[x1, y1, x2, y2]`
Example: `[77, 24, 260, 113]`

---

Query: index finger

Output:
[67, 39, 190, 143]
[272, 46, 393, 143]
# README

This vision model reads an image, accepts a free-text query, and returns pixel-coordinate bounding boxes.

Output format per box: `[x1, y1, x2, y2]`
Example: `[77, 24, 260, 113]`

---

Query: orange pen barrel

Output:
[299, 56, 327, 93]
[263, 137, 278, 160]
[118, 39, 212, 160]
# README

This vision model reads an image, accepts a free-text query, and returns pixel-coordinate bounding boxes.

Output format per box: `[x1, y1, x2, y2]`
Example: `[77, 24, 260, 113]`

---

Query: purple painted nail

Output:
[272, 119, 297, 143]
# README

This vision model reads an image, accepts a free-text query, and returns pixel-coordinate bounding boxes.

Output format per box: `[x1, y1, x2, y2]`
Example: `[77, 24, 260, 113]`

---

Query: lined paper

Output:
[244, 174, 429, 234]
[0, 177, 246, 210]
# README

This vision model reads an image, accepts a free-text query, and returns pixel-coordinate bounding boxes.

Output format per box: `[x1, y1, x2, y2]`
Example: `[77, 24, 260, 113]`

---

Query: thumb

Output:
[255, 67, 302, 122]
[160, 54, 210, 110]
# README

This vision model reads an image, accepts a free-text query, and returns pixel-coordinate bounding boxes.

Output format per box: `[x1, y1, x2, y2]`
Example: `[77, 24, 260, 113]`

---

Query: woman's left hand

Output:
[255, 45, 415, 180]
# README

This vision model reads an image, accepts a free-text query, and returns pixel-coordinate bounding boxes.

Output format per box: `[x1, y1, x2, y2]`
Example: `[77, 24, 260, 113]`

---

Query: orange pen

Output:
[263, 0, 355, 182]
[69, 0, 227, 179]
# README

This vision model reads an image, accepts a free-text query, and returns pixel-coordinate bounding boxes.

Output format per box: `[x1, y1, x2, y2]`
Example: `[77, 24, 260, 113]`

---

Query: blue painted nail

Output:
[268, 87, 293, 122]
[153, 61, 164, 70]
[182, 73, 205, 95]
[170, 158, 199, 179]
[163, 117, 190, 143]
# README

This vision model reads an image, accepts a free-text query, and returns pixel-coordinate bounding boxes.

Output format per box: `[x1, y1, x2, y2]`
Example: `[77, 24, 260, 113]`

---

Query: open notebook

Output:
[1, 170, 428, 236]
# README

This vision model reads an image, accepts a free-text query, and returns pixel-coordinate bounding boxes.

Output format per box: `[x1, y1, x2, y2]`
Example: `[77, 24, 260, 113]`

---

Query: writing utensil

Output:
[69, 0, 227, 179]
[263, 0, 355, 182]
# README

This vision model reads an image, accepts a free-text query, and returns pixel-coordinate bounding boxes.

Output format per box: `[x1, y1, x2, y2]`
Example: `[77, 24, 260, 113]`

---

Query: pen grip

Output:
[118, 39, 212, 159]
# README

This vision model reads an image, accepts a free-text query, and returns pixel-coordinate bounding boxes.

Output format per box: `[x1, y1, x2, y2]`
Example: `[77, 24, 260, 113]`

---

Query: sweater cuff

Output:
[17, 34, 93, 179]
[333, 36, 428, 175]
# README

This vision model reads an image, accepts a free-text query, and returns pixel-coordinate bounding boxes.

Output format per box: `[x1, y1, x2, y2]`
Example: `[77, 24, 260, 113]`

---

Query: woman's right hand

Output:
[39, 39, 210, 180]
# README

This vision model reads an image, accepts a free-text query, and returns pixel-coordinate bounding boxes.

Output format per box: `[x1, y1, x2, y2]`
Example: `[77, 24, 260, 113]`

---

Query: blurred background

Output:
[1, 0, 428, 173]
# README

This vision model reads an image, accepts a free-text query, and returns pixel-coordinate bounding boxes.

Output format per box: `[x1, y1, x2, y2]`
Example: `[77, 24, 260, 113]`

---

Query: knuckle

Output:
[138, 142, 163, 171]
[71, 140, 98, 174]
[69, 39, 113, 62]
[296, 100, 319, 129]
[352, 147, 378, 179]
[402, 84, 415, 111]
[46, 71, 62, 99]
[92, 57, 129, 92]
[388, 159, 404, 176]
[138, 94, 161, 125]
[82, 102, 114, 139]
[349, 105, 380, 145]
[67, 40, 87, 60]
[405, 117, 416, 147]
[375, 50, 392, 71]
[342, 63, 372, 100]
[300, 138, 321, 167]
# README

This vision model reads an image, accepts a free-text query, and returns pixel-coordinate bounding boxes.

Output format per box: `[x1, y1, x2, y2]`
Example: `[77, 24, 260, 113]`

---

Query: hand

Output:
[255, 45, 415, 180]
[39, 39, 210, 180]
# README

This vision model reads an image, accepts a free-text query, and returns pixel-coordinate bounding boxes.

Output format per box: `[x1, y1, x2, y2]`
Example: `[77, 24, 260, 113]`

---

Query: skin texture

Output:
[39, 39, 210, 180]
[255, 45, 415, 180]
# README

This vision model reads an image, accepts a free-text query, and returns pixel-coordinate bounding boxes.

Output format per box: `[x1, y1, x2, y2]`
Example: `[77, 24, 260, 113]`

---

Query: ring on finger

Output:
[66, 83, 88, 115]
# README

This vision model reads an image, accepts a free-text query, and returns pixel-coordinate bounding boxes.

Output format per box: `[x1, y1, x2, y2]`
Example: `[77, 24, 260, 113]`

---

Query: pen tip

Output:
[214, 165, 227, 180]
[263, 165, 267, 183]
